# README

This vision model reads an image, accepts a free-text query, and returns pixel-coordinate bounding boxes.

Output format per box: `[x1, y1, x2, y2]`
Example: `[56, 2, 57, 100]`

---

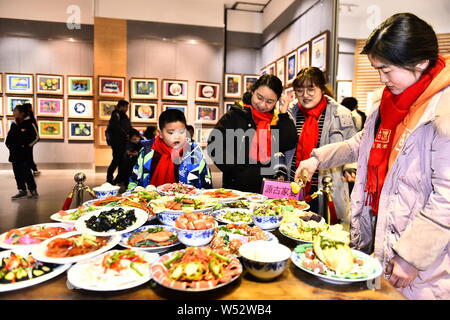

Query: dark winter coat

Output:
[5, 117, 39, 162]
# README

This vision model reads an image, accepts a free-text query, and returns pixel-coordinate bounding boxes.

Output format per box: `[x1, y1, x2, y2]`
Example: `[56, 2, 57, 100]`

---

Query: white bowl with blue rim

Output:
[92, 184, 120, 199]
[251, 214, 283, 231]
[157, 211, 185, 226]
[174, 221, 218, 247]
[239, 240, 291, 281]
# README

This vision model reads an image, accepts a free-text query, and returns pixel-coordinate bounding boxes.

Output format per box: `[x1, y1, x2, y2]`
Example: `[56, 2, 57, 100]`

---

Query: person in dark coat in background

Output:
[5, 104, 40, 199]
[207, 74, 297, 193]
[143, 125, 157, 141]
[22, 103, 40, 176]
[341, 97, 367, 131]
[106, 99, 132, 185]
[116, 128, 143, 192]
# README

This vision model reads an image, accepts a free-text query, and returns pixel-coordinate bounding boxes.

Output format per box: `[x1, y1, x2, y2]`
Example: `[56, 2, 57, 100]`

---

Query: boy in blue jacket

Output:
[127, 109, 212, 190]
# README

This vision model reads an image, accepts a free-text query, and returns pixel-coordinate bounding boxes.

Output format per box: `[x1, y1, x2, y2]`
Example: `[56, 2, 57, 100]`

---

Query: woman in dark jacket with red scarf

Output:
[207, 74, 297, 193]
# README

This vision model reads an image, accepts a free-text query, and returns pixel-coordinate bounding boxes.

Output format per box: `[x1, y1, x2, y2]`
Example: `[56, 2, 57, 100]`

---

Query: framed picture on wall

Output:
[98, 100, 118, 120]
[224, 74, 242, 99]
[67, 76, 93, 96]
[162, 103, 187, 114]
[162, 79, 189, 101]
[195, 127, 214, 147]
[286, 50, 297, 85]
[67, 99, 93, 119]
[36, 97, 64, 118]
[297, 42, 310, 72]
[38, 120, 64, 140]
[5, 73, 34, 95]
[195, 81, 220, 103]
[336, 80, 353, 104]
[260, 67, 268, 76]
[267, 62, 276, 75]
[0, 97, 3, 116]
[130, 102, 158, 123]
[130, 78, 158, 100]
[99, 76, 126, 98]
[311, 31, 329, 72]
[224, 101, 235, 114]
[195, 105, 219, 124]
[36, 74, 64, 95]
[243, 75, 259, 93]
[97, 125, 108, 146]
[0, 119, 3, 139]
[68, 121, 94, 141]
[6, 96, 34, 116]
[0, 73, 3, 93]
[276, 58, 285, 85]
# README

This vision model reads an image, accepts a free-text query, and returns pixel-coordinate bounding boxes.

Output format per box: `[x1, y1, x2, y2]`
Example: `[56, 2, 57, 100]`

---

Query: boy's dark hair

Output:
[340, 97, 358, 111]
[361, 13, 438, 72]
[116, 99, 129, 109]
[129, 128, 141, 139]
[158, 109, 187, 130]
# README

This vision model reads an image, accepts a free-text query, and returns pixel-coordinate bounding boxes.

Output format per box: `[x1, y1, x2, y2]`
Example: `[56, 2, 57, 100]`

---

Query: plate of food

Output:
[0, 223, 75, 250]
[31, 231, 121, 265]
[67, 249, 159, 291]
[212, 209, 253, 225]
[157, 183, 198, 196]
[0, 250, 71, 292]
[151, 196, 219, 214]
[50, 206, 99, 223]
[263, 198, 310, 212]
[151, 246, 242, 291]
[74, 206, 148, 237]
[200, 188, 244, 202]
[119, 225, 180, 253]
[210, 224, 277, 256]
[279, 211, 329, 243]
[212, 200, 251, 211]
[290, 229, 383, 284]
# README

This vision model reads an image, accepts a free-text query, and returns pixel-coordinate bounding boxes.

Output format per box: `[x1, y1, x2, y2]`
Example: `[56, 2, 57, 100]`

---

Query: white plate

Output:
[31, 231, 121, 264]
[290, 244, 383, 285]
[67, 249, 159, 291]
[245, 194, 268, 203]
[199, 189, 245, 202]
[0, 249, 71, 293]
[156, 183, 199, 196]
[50, 208, 101, 224]
[212, 209, 253, 225]
[119, 225, 180, 253]
[0, 223, 75, 250]
[151, 248, 242, 292]
[74, 206, 148, 237]
[279, 227, 313, 244]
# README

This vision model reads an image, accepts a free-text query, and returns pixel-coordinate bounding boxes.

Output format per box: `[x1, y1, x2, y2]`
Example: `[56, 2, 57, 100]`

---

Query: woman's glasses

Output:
[294, 86, 317, 96]
[254, 92, 276, 106]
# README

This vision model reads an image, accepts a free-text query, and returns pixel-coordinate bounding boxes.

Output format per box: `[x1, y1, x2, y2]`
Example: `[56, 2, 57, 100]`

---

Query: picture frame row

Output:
[223, 74, 259, 100]
[0, 74, 224, 102]
[0, 96, 223, 124]
[260, 30, 329, 86]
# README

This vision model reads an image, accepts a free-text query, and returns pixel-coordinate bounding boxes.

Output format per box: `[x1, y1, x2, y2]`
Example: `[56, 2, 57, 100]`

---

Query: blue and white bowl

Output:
[239, 240, 291, 281]
[157, 211, 184, 226]
[174, 222, 217, 247]
[251, 214, 283, 231]
[92, 186, 120, 199]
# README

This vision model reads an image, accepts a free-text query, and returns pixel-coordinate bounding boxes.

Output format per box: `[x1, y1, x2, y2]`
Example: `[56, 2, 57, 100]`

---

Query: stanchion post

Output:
[74, 172, 87, 207]
[321, 176, 333, 224]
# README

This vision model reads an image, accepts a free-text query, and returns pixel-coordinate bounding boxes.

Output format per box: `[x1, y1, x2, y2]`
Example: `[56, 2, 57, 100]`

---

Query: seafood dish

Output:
[263, 198, 310, 212]
[123, 226, 179, 249]
[45, 233, 110, 258]
[0, 223, 74, 249]
[200, 188, 243, 200]
[151, 247, 242, 291]
[67, 249, 159, 291]
[175, 212, 216, 230]
[210, 224, 276, 255]
[157, 183, 198, 196]
[90, 191, 158, 218]
[84, 207, 137, 232]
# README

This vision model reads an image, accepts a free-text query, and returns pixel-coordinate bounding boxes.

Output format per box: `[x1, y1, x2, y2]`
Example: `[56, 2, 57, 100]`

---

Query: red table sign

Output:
[261, 179, 305, 200]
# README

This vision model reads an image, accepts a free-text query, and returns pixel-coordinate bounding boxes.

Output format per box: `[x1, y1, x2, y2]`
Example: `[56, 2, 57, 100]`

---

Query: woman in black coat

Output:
[207, 74, 297, 193]
[5, 104, 40, 199]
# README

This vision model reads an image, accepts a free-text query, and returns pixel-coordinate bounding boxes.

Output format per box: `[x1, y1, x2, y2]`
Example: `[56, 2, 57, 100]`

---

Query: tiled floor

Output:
[0, 169, 223, 234]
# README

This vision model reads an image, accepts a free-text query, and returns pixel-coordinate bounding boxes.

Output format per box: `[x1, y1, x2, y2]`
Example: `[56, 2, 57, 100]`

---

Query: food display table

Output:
[0, 227, 404, 300]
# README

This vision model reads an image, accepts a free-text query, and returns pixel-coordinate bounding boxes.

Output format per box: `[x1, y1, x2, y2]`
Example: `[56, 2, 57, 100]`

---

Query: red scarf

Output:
[365, 57, 445, 215]
[246, 104, 274, 163]
[150, 137, 184, 187]
[295, 96, 327, 167]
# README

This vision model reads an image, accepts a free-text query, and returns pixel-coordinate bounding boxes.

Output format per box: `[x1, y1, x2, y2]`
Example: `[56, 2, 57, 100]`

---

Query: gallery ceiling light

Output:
[230, 1, 270, 13]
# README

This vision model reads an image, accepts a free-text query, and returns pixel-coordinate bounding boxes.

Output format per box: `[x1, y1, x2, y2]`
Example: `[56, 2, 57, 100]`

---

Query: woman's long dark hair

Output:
[243, 74, 283, 105]
[361, 13, 438, 71]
